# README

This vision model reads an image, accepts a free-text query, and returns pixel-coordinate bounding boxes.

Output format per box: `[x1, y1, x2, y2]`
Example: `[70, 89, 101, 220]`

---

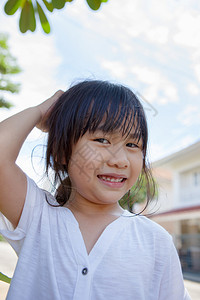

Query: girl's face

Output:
[67, 128, 143, 209]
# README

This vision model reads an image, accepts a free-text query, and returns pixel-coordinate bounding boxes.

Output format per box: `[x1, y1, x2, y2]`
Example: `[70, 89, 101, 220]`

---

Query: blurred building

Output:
[150, 140, 200, 281]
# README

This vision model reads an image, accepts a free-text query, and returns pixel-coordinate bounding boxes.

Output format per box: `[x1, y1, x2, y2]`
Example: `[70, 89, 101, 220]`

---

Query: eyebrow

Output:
[127, 133, 143, 145]
[92, 128, 107, 135]
[128, 133, 140, 139]
[94, 129, 142, 142]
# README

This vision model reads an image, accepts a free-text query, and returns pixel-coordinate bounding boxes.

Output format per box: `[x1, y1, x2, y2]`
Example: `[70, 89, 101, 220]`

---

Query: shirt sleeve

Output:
[158, 239, 192, 300]
[0, 175, 46, 255]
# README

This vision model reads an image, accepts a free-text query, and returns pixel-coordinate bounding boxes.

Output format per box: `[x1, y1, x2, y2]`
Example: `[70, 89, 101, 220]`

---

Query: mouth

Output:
[97, 174, 127, 186]
[97, 175, 126, 182]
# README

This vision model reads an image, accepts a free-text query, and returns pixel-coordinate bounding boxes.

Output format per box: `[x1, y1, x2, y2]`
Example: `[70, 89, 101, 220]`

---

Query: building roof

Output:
[150, 204, 200, 217]
[149, 204, 200, 222]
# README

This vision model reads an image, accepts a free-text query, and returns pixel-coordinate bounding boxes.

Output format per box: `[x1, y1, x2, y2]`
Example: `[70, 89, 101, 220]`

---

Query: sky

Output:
[0, 0, 200, 183]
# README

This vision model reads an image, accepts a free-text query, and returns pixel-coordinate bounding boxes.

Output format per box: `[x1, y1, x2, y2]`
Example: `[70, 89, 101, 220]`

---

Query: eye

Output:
[126, 142, 139, 148]
[94, 138, 109, 144]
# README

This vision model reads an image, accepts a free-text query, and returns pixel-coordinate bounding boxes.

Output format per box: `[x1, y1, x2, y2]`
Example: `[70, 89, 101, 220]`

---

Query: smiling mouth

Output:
[97, 175, 126, 183]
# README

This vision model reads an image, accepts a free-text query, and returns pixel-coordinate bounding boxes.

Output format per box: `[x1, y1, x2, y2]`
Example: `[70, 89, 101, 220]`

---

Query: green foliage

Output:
[86, 0, 102, 10]
[0, 234, 6, 241]
[19, 1, 36, 33]
[119, 173, 158, 212]
[4, 0, 109, 34]
[0, 33, 21, 108]
[37, 1, 50, 33]
[0, 272, 11, 284]
[0, 237, 11, 284]
[0, 238, 12, 283]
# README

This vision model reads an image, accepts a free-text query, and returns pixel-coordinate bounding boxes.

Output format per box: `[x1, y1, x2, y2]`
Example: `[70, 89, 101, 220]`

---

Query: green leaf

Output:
[0, 34, 8, 50]
[42, 0, 54, 12]
[0, 272, 11, 284]
[4, 0, 22, 15]
[52, 0, 66, 9]
[28, 2, 37, 32]
[86, 0, 102, 10]
[37, 1, 51, 34]
[19, 1, 36, 33]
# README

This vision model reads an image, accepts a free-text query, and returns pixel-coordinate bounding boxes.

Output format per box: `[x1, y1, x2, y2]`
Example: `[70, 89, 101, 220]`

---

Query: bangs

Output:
[72, 81, 146, 149]
[83, 101, 142, 144]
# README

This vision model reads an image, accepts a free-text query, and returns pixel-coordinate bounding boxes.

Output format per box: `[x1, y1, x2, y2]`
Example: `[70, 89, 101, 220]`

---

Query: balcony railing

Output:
[179, 189, 200, 203]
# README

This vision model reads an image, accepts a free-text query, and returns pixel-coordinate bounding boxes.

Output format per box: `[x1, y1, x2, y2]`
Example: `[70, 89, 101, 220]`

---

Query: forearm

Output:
[0, 106, 42, 164]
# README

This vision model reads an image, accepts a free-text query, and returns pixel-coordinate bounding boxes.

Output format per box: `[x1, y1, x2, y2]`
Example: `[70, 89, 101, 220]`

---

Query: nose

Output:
[106, 147, 129, 169]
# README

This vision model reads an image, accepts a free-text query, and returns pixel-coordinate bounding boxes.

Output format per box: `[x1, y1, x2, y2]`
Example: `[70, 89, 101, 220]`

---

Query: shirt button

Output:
[82, 267, 88, 275]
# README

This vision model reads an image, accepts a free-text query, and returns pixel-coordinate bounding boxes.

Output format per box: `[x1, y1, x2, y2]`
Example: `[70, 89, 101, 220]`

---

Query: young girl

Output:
[0, 80, 190, 299]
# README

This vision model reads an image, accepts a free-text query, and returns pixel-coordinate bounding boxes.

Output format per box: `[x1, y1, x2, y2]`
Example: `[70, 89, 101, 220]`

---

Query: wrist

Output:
[35, 103, 46, 120]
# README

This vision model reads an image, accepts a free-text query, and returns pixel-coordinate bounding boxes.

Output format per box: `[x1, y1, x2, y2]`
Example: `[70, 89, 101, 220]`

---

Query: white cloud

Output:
[145, 26, 169, 45]
[131, 65, 178, 104]
[99, 59, 179, 105]
[177, 105, 200, 126]
[60, 0, 199, 109]
[173, 11, 200, 48]
[187, 83, 200, 95]
[66, 0, 171, 45]
[148, 142, 168, 162]
[174, 135, 198, 151]
[150, 134, 199, 162]
[68, 0, 183, 106]
[131, 66, 160, 85]
[194, 64, 200, 83]
[101, 60, 127, 79]
[190, 49, 200, 83]
[172, 10, 200, 84]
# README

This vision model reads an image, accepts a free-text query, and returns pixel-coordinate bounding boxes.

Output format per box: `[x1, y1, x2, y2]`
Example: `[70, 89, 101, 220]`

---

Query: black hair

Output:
[45, 80, 156, 211]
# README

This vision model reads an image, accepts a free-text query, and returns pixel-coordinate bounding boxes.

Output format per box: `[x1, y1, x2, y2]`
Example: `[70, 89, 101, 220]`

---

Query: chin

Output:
[95, 197, 121, 205]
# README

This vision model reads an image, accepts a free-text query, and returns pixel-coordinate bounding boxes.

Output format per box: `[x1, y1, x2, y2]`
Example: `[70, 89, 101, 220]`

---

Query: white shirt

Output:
[0, 175, 191, 300]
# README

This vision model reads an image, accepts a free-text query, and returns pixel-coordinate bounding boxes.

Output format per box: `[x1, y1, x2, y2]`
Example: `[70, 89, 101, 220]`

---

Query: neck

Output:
[65, 195, 124, 217]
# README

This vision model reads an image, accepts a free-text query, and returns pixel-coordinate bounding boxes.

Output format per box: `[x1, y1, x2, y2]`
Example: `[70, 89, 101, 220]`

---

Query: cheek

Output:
[133, 151, 143, 169]
[70, 143, 101, 169]
[130, 153, 143, 180]
[68, 156, 95, 188]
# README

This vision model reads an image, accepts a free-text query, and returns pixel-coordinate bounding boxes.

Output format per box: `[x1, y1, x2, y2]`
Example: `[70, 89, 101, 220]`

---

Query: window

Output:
[193, 172, 200, 186]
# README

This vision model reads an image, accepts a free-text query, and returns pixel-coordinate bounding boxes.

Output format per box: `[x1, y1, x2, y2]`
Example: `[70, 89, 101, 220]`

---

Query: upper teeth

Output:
[99, 176, 124, 182]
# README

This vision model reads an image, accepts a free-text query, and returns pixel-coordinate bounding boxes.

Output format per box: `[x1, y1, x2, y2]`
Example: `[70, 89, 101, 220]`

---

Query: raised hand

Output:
[36, 90, 64, 132]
